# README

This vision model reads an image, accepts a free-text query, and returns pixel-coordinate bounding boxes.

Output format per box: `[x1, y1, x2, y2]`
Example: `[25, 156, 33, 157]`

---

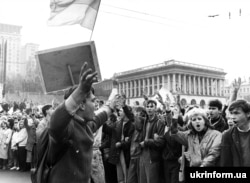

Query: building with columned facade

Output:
[93, 79, 115, 101]
[114, 60, 227, 107]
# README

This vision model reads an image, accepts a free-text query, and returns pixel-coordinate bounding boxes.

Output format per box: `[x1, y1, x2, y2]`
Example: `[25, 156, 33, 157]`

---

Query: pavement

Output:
[0, 169, 31, 183]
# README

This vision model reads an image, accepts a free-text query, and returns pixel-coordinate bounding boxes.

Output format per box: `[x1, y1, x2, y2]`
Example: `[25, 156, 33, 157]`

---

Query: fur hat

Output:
[188, 108, 208, 120]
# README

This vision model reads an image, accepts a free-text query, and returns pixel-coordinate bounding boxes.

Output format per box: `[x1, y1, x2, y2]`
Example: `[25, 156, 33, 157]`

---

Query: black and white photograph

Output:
[1, 0, 250, 183]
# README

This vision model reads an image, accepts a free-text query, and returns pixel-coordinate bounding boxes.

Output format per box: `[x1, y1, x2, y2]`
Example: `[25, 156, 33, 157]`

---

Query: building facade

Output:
[114, 60, 227, 107]
[93, 79, 114, 101]
[21, 43, 39, 79]
[0, 23, 22, 79]
[224, 80, 250, 101]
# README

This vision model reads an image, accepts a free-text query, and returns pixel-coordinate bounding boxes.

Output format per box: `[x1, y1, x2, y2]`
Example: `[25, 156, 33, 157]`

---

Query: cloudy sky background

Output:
[1, 0, 250, 83]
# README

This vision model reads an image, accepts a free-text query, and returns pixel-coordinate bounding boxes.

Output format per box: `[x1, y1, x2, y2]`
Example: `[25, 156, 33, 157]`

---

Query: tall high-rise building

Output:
[0, 23, 22, 79]
[21, 43, 39, 79]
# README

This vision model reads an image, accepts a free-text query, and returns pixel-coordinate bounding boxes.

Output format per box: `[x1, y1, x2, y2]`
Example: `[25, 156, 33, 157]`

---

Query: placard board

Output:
[36, 41, 101, 94]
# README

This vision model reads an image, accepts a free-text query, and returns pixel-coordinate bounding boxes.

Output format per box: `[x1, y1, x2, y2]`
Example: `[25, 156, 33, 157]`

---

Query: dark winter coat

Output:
[47, 102, 109, 183]
[220, 127, 250, 167]
[140, 114, 165, 162]
[103, 116, 135, 168]
[161, 113, 182, 161]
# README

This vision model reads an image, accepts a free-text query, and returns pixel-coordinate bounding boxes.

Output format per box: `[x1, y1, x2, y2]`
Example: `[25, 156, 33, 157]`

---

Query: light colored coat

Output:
[0, 128, 13, 159]
[11, 131, 19, 150]
[16, 128, 28, 147]
[172, 128, 222, 167]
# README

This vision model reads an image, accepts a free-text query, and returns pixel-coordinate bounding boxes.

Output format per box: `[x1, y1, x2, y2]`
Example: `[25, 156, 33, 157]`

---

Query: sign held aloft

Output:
[36, 41, 101, 94]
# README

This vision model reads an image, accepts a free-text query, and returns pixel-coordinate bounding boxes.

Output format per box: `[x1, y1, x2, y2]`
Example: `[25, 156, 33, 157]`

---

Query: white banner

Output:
[152, 86, 176, 108]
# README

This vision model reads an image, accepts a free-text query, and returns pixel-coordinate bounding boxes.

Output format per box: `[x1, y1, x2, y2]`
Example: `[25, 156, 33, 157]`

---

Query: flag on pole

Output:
[47, 0, 101, 30]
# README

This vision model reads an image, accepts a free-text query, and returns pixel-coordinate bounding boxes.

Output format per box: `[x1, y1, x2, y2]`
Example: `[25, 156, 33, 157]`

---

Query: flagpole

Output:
[90, 0, 102, 41]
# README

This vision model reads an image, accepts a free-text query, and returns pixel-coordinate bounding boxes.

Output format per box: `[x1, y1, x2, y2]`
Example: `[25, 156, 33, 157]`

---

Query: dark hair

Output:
[229, 99, 250, 113]
[134, 106, 147, 118]
[208, 99, 222, 110]
[123, 105, 134, 121]
[8, 118, 14, 129]
[64, 85, 95, 101]
[42, 104, 52, 117]
[146, 100, 157, 107]
[135, 106, 145, 113]
[180, 108, 185, 116]
[156, 108, 162, 114]
[109, 113, 117, 122]
[1, 103, 9, 112]
[25, 108, 32, 115]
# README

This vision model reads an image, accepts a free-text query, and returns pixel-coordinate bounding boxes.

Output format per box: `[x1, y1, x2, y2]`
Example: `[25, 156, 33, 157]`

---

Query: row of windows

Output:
[120, 85, 222, 98]
[225, 87, 250, 94]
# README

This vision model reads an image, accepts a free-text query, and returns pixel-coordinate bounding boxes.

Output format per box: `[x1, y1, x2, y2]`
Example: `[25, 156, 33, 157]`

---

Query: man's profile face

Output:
[230, 108, 249, 129]
[46, 107, 54, 117]
[146, 102, 156, 117]
[82, 92, 96, 121]
[208, 106, 220, 120]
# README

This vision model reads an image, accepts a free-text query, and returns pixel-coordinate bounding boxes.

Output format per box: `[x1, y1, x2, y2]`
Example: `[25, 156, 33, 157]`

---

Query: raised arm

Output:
[170, 107, 189, 147]
[49, 62, 98, 142]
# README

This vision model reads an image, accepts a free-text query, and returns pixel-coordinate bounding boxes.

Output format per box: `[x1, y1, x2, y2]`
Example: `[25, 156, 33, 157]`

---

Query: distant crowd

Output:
[0, 100, 57, 171]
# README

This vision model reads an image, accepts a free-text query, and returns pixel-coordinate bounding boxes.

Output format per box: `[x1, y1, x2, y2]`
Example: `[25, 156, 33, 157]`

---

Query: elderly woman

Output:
[170, 108, 222, 167]
[0, 117, 13, 170]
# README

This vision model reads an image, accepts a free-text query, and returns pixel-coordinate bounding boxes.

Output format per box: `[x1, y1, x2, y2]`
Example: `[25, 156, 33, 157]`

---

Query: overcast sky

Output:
[1, 0, 250, 83]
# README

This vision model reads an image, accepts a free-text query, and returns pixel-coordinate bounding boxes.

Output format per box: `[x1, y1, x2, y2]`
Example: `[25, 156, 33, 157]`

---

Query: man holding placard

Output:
[45, 62, 118, 183]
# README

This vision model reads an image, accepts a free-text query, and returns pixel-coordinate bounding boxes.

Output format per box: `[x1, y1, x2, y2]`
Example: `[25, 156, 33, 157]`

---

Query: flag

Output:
[47, 0, 101, 30]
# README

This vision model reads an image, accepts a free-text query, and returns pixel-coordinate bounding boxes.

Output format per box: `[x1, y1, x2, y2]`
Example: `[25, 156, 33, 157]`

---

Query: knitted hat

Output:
[0, 115, 7, 122]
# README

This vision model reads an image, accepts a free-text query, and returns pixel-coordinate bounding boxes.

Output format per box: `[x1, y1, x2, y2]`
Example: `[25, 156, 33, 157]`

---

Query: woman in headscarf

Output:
[0, 117, 13, 169]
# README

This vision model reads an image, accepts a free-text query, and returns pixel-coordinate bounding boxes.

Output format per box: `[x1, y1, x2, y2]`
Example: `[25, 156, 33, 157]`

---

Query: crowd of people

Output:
[0, 100, 55, 172]
[0, 63, 249, 183]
